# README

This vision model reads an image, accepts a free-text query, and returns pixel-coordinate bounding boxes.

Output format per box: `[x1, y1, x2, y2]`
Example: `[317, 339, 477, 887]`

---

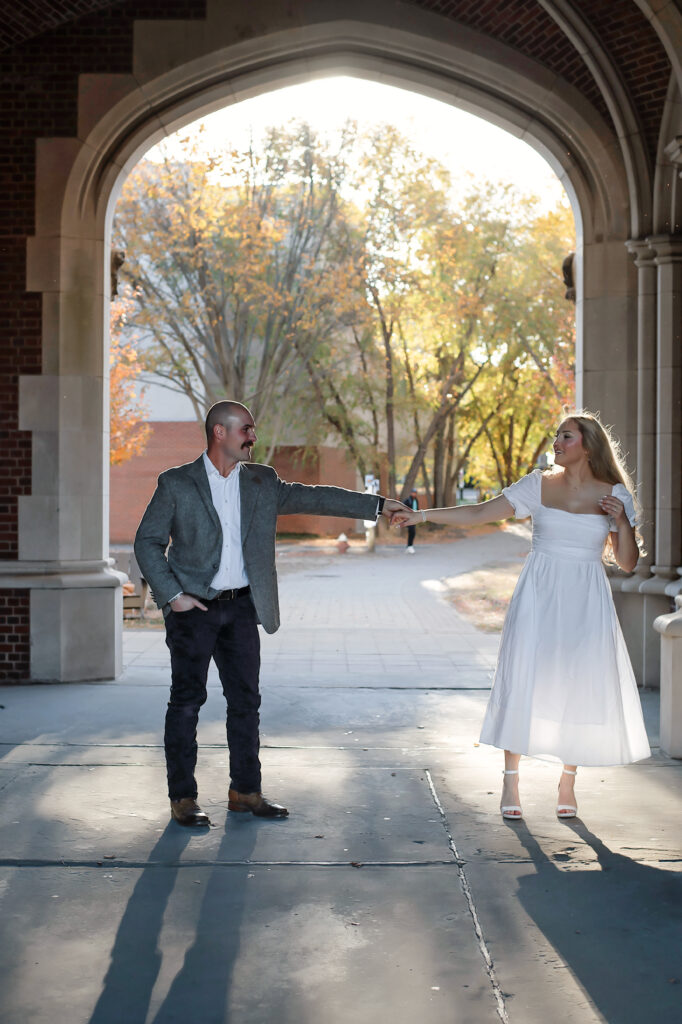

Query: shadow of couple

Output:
[87, 811, 682, 1024]
[88, 815, 258, 1024]
[507, 817, 682, 1023]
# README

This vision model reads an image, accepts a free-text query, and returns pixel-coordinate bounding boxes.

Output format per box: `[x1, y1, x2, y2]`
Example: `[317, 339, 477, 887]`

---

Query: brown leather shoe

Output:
[170, 798, 211, 826]
[228, 789, 288, 817]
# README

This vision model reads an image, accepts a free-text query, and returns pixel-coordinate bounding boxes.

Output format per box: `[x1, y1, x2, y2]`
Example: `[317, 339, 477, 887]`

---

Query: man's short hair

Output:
[204, 401, 249, 444]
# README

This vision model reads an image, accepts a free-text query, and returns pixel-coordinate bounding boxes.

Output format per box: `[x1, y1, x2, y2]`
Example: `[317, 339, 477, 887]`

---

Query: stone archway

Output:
[15, 7, 646, 683]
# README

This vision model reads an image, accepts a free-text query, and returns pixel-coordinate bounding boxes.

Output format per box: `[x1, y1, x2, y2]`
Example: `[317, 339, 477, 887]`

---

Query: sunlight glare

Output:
[148, 76, 567, 209]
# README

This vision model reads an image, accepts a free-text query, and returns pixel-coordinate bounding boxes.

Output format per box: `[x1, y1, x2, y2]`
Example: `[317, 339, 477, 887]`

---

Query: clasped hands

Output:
[381, 498, 421, 528]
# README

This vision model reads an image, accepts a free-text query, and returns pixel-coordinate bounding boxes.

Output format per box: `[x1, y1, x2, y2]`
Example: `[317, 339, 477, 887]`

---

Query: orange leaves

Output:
[110, 120, 576, 490]
[109, 296, 150, 466]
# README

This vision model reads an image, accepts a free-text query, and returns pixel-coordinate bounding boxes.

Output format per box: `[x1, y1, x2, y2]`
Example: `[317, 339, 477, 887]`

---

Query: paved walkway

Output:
[1, 527, 680, 1024]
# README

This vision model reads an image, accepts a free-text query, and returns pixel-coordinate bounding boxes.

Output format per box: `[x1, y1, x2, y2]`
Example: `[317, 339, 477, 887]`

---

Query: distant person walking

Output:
[392, 410, 650, 820]
[135, 401, 407, 827]
[405, 489, 420, 554]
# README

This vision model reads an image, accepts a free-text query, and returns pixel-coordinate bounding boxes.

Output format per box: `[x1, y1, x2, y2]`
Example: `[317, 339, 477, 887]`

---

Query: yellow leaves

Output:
[111, 122, 576, 487]
[109, 296, 150, 466]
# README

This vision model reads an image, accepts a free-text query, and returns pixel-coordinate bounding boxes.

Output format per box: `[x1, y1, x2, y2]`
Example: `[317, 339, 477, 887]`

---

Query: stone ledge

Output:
[0, 560, 124, 590]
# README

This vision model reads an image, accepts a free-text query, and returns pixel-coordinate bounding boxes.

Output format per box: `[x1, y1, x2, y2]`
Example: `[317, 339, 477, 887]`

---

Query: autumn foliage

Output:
[112, 122, 575, 496]
[110, 294, 151, 466]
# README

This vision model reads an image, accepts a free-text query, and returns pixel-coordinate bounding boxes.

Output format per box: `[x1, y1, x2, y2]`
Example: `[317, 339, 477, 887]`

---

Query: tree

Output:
[113, 124, 357, 459]
[394, 187, 512, 503]
[394, 183, 575, 502]
[299, 125, 468, 494]
[110, 292, 151, 465]
[112, 122, 575, 495]
[463, 198, 575, 489]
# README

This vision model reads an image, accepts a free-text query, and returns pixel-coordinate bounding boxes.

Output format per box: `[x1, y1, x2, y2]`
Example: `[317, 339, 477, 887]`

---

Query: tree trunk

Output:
[442, 413, 457, 507]
[421, 460, 434, 507]
[383, 327, 396, 497]
[432, 422, 446, 508]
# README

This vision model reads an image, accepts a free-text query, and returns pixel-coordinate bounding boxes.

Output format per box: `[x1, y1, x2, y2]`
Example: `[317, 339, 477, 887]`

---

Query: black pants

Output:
[163, 593, 261, 800]
[406, 525, 416, 547]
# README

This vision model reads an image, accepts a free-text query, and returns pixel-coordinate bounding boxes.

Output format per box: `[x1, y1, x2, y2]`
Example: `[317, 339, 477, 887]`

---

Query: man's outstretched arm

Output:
[275, 478, 408, 521]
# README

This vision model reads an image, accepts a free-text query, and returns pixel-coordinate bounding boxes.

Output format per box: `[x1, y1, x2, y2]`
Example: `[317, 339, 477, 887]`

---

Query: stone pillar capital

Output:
[625, 238, 656, 266]
[646, 234, 682, 263]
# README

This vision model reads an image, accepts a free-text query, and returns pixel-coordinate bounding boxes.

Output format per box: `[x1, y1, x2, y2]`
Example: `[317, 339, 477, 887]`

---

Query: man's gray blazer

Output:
[134, 456, 380, 633]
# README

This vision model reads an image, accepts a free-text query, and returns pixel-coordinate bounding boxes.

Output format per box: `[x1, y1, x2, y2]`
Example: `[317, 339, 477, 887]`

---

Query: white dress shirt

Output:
[202, 451, 250, 590]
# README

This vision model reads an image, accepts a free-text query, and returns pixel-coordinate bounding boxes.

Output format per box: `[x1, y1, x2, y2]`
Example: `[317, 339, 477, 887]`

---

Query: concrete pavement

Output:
[1, 527, 680, 1024]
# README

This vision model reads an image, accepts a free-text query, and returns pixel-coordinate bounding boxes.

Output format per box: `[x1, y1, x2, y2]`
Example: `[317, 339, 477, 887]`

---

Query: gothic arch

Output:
[20, 8, 642, 680]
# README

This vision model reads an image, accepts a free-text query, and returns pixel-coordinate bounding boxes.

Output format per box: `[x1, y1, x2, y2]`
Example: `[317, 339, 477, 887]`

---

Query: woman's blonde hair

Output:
[557, 407, 644, 558]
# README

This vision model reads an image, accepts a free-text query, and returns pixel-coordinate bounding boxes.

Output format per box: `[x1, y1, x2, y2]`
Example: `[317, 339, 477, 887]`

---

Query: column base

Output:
[31, 586, 123, 681]
[0, 560, 125, 682]
[654, 597, 682, 759]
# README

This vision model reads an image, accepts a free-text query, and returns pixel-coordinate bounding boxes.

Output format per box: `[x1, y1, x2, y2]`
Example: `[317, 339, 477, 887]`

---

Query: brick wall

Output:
[409, 0, 670, 164]
[110, 421, 205, 542]
[0, 591, 31, 682]
[269, 444, 365, 537]
[110, 422, 364, 544]
[1, 0, 208, 563]
[573, 0, 671, 163]
[0, 2, 206, 677]
[0, 257, 38, 557]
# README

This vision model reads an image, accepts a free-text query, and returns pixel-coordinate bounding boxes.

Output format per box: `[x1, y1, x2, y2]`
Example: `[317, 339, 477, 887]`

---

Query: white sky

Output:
[147, 76, 568, 210]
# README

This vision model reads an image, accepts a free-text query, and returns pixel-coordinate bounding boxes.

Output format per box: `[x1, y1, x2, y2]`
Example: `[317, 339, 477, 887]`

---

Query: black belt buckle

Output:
[217, 587, 248, 601]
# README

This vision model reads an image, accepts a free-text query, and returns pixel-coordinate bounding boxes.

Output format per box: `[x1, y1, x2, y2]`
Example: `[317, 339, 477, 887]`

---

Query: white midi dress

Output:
[479, 470, 651, 766]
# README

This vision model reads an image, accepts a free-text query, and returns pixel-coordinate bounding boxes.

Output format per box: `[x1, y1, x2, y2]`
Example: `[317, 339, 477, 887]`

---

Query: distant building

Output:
[110, 379, 363, 543]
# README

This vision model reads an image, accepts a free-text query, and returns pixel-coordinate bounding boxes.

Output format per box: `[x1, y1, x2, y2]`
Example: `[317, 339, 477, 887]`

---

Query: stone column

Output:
[579, 238, 643, 676]
[0, 371, 126, 681]
[0, 171, 126, 682]
[655, 596, 682, 758]
[644, 235, 682, 753]
[578, 238, 638, 466]
[645, 235, 682, 593]
[625, 241, 658, 564]
[619, 241, 663, 685]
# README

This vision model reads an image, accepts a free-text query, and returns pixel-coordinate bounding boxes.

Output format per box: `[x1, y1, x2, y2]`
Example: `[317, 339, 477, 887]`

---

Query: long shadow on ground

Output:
[513, 820, 682, 1024]
[89, 820, 257, 1024]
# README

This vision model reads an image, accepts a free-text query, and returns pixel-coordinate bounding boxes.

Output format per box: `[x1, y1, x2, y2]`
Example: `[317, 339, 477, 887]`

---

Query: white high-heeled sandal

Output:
[501, 769, 522, 820]
[557, 768, 577, 819]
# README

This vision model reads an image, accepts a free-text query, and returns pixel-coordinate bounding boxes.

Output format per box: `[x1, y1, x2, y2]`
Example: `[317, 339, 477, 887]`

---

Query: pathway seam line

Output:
[425, 769, 510, 1024]
[0, 858, 458, 869]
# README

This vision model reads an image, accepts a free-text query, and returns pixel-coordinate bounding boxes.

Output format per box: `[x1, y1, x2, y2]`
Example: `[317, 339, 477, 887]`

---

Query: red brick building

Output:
[110, 421, 364, 543]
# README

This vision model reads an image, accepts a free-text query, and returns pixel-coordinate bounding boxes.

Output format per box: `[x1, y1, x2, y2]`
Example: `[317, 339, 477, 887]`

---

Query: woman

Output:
[392, 411, 651, 820]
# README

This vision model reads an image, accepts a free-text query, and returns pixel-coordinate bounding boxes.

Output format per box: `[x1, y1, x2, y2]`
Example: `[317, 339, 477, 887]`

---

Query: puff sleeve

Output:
[502, 470, 542, 520]
[609, 484, 636, 532]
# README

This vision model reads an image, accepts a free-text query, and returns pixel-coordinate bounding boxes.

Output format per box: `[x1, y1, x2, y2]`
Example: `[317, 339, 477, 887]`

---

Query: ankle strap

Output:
[503, 769, 519, 775]
[562, 769, 577, 775]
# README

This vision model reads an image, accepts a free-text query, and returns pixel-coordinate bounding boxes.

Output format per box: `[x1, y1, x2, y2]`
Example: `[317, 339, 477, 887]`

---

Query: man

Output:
[405, 489, 420, 554]
[135, 401, 407, 826]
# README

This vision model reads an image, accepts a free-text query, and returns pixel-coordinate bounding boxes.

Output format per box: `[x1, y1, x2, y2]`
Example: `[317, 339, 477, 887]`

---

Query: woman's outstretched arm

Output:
[391, 493, 516, 528]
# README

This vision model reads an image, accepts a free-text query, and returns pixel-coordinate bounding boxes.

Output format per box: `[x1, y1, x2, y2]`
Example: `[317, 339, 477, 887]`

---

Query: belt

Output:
[215, 586, 250, 601]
